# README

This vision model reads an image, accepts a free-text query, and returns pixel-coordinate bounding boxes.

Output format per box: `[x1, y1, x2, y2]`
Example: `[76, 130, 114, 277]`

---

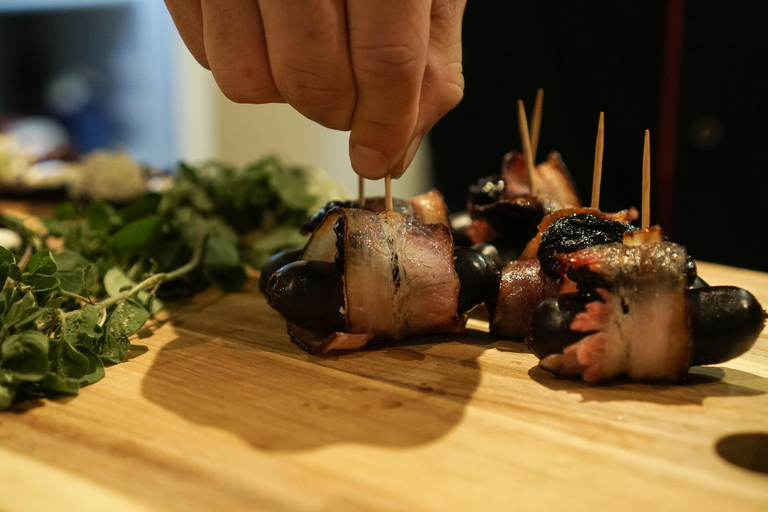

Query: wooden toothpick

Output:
[385, 174, 393, 211]
[358, 176, 366, 208]
[517, 99, 537, 195]
[642, 129, 651, 229]
[591, 112, 605, 209]
[530, 88, 544, 161]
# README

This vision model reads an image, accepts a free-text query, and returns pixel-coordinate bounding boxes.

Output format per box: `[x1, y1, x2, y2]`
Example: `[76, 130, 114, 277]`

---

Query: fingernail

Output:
[350, 144, 389, 179]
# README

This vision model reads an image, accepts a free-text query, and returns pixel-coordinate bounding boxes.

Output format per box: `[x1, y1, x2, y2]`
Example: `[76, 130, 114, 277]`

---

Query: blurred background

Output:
[1, 0, 766, 271]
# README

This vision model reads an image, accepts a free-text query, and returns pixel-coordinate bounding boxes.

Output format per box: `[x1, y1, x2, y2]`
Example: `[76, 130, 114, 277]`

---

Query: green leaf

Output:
[81, 264, 93, 298]
[23, 275, 61, 293]
[103, 268, 134, 297]
[5, 292, 36, 326]
[53, 250, 94, 295]
[54, 202, 77, 220]
[248, 226, 309, 269]
[0, 246, 14, 285]
[203, 236, 240, 267]
[45, 297, 64, 310]
[100, 300, 150, 364]
[88, 201, 112, 234]
[28, 249, 58, 275]
[76, 349, 105, 385]
[178, 162, 203, 185]
[1, 288, 19, 317]
[0, 246, 14, 265]
[0, 331, 49, 382]
[118, 193, 161, 223]
[39, 217, 68, 237]
[267, 163, 322, 212]
[102, 268, 162, 314]
[111, 217, 162, 253]
[9, 306, 44, 328]
[36, 338, 104, 394]
[0, 381, 18, 410]
[62, 304, 102, 350]
[8, 264, 22, 282]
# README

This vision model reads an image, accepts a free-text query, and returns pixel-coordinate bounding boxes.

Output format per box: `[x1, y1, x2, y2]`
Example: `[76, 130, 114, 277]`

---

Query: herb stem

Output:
[17, 246, 33, 271]
[91, 236, 205, 312]
[58, 290, 91, 304]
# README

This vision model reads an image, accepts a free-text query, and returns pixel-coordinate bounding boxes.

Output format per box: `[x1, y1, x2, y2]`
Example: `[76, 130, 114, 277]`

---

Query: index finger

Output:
[346, 0, 431, 180]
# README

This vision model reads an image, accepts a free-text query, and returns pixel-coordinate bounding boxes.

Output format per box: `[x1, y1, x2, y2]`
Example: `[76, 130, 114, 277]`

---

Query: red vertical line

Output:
[656, 0, 685, 238]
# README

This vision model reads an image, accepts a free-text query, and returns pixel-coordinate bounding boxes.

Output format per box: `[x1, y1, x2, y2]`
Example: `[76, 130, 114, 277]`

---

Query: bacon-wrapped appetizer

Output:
[528, 227, 766, 382]
[458, 151, 582, 260]
[266, 207, 498, 354]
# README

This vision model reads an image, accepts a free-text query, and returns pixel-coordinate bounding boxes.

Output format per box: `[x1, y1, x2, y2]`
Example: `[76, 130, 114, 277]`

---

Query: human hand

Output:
[165, 0, 466, 179]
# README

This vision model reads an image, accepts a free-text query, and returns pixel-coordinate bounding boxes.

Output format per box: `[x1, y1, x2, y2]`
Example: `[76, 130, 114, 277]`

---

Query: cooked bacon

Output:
[622, 225, 663, 246]
[301, 190, 450, 235]
[340, 208, 464, 339]
[465, 218, 503, 245]
[501, 151, 581, 210]
[518, 207, 639, 260]
[408, 189, 451, 228]
[287, 323, 374, 354]
[540, 242, 693, 382]
[362, 197, 414, 216]
[493, 260, 559, 338]
[291, 208, 464, 352]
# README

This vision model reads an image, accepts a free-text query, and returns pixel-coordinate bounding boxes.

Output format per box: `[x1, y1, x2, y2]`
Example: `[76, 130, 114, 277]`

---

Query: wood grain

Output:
[1, 262, 767, 512]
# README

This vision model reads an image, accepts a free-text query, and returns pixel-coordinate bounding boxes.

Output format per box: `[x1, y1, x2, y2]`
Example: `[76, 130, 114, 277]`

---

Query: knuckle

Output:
[215, 70, 280, 104]
[353, 44, 422, 84]
[354, 110, 414, 131]
[275, 63, 346, 104]
[274, 63, 355, 130]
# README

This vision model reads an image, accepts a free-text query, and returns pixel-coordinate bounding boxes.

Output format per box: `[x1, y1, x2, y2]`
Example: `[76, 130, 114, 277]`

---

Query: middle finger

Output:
[258, 0, 356, 130]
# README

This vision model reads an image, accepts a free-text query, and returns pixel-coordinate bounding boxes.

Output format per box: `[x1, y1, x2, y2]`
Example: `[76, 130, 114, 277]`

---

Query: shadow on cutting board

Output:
[527, 365, 768, 405]
[140, 287, 495, 451]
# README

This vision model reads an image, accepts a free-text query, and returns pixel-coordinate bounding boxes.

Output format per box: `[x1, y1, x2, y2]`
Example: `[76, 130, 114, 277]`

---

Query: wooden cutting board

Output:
[1, 261, 767, 512]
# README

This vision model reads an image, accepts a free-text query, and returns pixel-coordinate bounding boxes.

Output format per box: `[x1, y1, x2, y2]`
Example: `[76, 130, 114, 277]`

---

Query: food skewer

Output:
[517, 99, 537, 195]
[358, 176, 366, 208]
[642, 129, 651, 229]
[591, 112, 605, 209]
[385, 174, 393, 211]
[530, 88, 544, 161]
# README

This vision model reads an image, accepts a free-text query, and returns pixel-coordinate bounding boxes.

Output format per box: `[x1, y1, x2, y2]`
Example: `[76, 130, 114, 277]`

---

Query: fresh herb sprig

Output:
[0, 156, 346, 410]
[0, 244, 202, 409]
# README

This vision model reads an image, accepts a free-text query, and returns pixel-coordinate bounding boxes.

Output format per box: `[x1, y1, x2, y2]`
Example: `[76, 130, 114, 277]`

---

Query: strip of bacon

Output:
[341, 208, 464, 339]
[493, 260, 559, 338]
[408, 189, 451, 228]
[501, 151, 581, 210]
[288, 323, 374, 354]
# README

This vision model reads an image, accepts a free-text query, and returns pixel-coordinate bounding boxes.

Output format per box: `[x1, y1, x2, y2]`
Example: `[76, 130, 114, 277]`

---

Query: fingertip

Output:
[193, 52, 210, 70]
